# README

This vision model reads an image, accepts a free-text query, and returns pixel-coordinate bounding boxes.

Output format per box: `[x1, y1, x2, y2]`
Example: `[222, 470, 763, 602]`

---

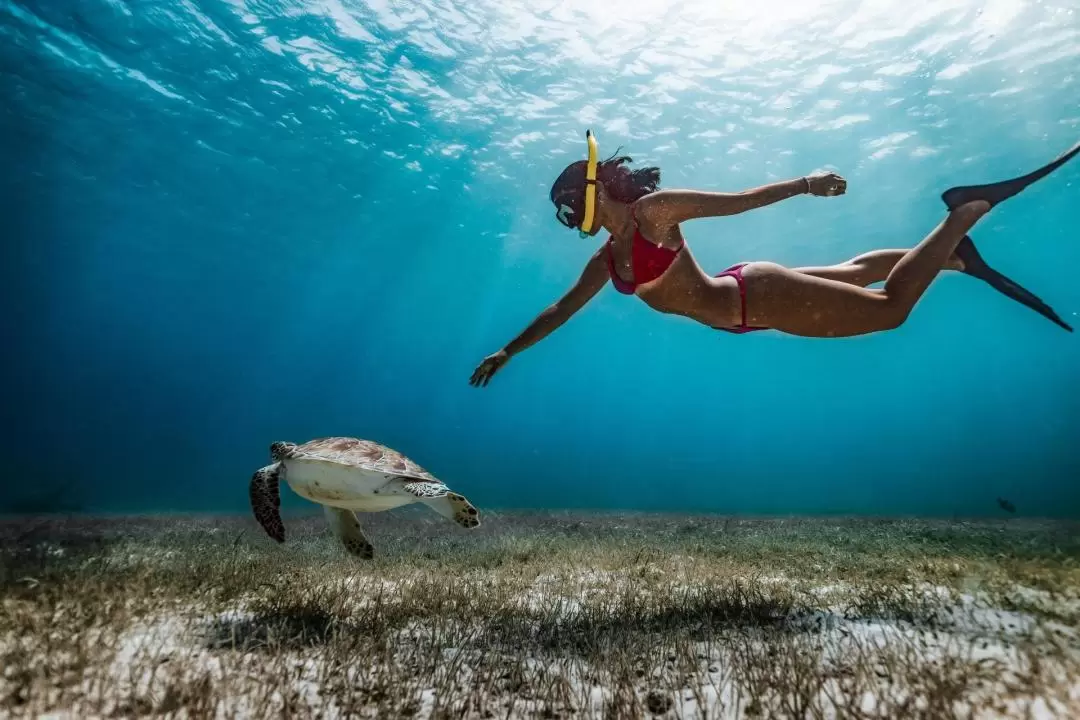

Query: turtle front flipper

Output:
[323, 506, 375, 560]
[403, 482, 481, 529]
[250, 463, 285, 543]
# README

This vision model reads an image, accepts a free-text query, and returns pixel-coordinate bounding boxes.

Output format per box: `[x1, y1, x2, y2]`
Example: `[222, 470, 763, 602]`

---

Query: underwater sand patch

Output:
[3, 513, 1079, 718]
[40, 580, 1071, 719]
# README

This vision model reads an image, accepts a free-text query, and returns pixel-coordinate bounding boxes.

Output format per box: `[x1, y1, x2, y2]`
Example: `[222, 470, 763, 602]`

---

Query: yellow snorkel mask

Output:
[580, 129, 599, 238]
[551, 129, 601, 237]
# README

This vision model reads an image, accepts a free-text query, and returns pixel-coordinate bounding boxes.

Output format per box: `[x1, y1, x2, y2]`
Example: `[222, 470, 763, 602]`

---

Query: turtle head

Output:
[269, 441, 297, 461]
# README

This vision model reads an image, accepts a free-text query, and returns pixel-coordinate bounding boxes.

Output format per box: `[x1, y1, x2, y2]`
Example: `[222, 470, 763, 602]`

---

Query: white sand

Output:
[18, 577, 1068, 720]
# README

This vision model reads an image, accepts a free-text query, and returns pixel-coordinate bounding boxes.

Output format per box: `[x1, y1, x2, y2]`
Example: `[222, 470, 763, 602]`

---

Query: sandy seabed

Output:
[1, 510, 1078, 719]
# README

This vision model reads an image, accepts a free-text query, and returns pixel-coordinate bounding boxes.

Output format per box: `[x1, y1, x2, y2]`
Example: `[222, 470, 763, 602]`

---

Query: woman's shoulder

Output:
[629, 193, 684, 249]
[631, 191, 673, 229]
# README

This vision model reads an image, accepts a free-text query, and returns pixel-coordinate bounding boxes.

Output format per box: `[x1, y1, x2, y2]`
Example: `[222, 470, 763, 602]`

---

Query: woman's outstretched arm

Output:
[643, 172, 846, 224]
[469, 246, 610, 387]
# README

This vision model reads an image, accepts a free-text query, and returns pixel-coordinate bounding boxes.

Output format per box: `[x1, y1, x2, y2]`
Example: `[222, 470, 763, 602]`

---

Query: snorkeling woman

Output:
[470, 132, 1077, 387]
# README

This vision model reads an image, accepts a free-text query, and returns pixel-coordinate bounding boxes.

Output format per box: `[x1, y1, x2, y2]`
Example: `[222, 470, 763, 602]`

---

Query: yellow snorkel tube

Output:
[579, 129, 599, 237]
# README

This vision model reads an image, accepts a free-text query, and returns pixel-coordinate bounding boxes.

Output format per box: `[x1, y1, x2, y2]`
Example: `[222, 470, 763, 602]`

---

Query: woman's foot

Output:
[941, 140, 1080, 211]
[954, 235, 1072, 332]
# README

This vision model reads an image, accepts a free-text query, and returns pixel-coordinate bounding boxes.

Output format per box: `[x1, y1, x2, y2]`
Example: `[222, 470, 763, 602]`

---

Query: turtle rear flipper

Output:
[323, 506, 375, 560]
[402, 481, 481, 529]
[250, 463, 285, 542]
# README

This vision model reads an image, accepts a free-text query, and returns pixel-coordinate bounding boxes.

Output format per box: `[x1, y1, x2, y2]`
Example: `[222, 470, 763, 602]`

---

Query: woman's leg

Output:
[740, 142, 1079, 338]
[792, 250, 962, 288]
[794, 240, 1071, 331]
[745, 201, 991, 338]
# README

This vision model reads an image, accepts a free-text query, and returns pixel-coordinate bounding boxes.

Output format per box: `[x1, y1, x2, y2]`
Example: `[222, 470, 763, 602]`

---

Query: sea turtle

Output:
[249, 437, 481, 559]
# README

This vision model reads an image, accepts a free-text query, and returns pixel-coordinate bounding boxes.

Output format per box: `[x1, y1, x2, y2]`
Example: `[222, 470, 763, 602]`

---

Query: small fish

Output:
[996, 497, 1016, 514]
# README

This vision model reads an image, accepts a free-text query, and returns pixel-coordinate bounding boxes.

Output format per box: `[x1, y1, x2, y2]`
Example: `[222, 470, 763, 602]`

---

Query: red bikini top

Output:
[604, 205, 683, 294]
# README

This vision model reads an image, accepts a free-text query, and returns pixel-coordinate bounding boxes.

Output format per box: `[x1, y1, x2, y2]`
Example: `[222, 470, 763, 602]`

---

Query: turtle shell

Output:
[285, 437, 438, 482]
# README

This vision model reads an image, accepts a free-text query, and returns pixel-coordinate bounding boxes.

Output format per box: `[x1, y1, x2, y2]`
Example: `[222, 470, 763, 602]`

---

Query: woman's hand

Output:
[805, 172, 847, 197]
[469, 349, 510, 387]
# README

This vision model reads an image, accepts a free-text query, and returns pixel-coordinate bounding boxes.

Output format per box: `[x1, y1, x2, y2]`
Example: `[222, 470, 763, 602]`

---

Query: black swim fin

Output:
[955, 235, 1072, 332]
[941, 140, 1080, 211]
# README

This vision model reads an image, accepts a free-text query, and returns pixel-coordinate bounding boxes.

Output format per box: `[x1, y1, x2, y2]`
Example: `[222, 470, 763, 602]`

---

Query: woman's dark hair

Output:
[549, 149, 661, 207]
[597, 150, 661, 203]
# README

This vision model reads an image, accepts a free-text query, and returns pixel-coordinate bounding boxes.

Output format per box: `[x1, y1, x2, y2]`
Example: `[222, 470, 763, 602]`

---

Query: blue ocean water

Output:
[1, 0, 1077, 517]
